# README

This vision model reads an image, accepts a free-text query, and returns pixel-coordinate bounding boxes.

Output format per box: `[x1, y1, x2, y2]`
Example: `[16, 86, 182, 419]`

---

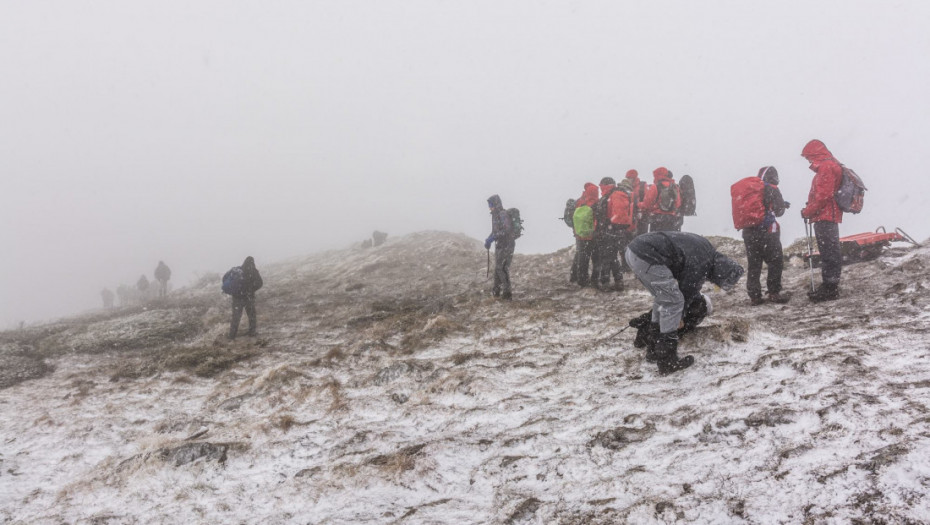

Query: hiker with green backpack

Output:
[485, 195, 521, 300]
[571, 183, 600, 288]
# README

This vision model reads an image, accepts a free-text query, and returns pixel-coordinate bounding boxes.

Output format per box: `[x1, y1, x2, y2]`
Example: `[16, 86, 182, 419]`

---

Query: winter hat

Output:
[758, 166, 779, 185]
[653, 167, 669, 180]
[625, 169, 639, 179]
[711, 253, 744, 291]
[599, 176, 616, 186]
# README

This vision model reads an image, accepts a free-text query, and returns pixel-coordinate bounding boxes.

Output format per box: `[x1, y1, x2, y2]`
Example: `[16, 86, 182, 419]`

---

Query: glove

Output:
[784, 201, 791, 209]
[484, 235, 494, 249]
[800, 208, 809, 220]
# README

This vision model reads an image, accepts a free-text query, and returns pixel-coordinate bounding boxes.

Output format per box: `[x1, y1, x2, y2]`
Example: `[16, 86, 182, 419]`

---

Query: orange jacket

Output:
[800, 140, 843, 223]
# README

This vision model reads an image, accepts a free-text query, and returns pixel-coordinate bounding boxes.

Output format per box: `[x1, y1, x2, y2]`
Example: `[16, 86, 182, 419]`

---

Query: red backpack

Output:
[607, 187, 634, 227]
[731, 177, 766, 230]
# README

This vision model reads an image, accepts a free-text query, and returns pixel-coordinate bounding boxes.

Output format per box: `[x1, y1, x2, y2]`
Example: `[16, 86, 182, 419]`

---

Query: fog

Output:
[2, 0, 929, 327]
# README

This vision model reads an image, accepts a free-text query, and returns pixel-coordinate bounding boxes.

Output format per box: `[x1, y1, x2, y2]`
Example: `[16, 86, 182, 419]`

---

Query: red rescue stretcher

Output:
[804, 226, 921, 268]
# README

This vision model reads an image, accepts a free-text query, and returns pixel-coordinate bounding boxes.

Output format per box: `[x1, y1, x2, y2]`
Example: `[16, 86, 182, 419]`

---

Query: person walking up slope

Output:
[800, 139, 844, 302]
[224, 256, 263, 339]
[485, 195, 516, 300]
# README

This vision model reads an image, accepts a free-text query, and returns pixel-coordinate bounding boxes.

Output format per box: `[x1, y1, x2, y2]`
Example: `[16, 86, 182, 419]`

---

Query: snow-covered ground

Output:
[2, 231, 929, 524]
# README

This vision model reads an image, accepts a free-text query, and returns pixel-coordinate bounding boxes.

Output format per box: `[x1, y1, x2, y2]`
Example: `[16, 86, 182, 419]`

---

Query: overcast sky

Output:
[2, 0, 929, 327]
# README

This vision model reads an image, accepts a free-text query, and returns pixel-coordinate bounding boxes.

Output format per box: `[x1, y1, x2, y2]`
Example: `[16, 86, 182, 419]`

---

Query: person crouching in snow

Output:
[485, 195, 516, 300]
[624, 232, 744, 375]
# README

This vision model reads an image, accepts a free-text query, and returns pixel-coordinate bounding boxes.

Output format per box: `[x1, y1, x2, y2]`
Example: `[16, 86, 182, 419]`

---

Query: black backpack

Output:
[679, 175, 697, 216]
[507, 208, 524, 238]
[562, 198, 576, 228]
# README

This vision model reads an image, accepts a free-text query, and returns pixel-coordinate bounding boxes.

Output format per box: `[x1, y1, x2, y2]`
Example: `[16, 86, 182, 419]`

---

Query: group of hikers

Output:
[100, 261, 173, 308]
[487, 139, 860, 375]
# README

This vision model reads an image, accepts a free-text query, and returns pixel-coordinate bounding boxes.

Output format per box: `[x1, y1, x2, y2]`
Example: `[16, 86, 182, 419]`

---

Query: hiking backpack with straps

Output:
[507, 208, 524, 238]
[606, 187, 634, 227]
[730, 176, 766, 230]
[657, 180, 680, 213]
[835, 165, 866, 214]
[562, 198, 576, 228]
[572, 205, 595, 240]
[678, 175, 697, 216]
[222, 266, 244, 296]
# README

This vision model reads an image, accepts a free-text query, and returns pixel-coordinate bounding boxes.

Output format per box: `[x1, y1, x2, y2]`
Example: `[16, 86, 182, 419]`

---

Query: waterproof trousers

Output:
[814, 221, 842, 286]
[493, 239, 515, 296]
[742, 228, 784, 300]
[625, 248, 684, 334]
[230, 295, 256, 338]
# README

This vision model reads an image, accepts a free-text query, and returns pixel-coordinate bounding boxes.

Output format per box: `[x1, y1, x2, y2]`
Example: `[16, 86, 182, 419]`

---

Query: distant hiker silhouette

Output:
[154, 261, 172, 298]
[101, 288, 115, 309]
[223, 256, 263, 339]
[372, 231, 388, 247]
[137, 275, 150, 293]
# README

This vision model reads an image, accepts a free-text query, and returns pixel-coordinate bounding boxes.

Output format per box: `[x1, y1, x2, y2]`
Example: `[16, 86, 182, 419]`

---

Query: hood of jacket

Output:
[487, 194, 503, 210]
[577, 183, 599, 207]
[653, 167, 672, 183]
[801, 139, 835, 169]
[710, 253, 744, 291]
[758, 166, 779, 186]
[599, 182, 616, 196]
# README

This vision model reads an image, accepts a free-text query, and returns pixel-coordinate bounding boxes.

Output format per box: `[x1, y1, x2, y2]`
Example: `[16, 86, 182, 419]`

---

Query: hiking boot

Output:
[808, 284, 839, 302]
[749, 296, 765, 306]
[630, 314, 653, 348]
[501, 291, 513, 301]
[643, 323, 661, 362]
[767, 292, 791, 304]
[653, 333, 694, 375]
[613, 281, 625, 292]
[658, 355, 695, 375]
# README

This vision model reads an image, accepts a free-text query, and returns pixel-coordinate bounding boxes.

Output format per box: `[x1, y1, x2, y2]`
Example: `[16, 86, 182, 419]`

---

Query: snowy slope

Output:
[1, 231, 929, 524]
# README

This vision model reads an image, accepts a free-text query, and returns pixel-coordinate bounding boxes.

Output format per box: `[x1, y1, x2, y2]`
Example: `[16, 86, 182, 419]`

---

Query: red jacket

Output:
[642, 167, 681, 216]
[800, 140, 843, 223]
[576, 182, 600, 208]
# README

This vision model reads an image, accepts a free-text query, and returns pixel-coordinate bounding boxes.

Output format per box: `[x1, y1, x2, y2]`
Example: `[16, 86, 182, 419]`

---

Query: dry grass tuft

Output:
[110, 346, 258, 381]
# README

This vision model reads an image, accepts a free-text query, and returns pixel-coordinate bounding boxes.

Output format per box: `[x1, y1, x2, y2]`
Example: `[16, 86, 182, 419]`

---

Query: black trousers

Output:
[649, 214, 681, 232]
[742, 228, 784, 299]
[594, 231, 633, 286]
[574, 239, 596, 286]
[230, 295, 257, 338]
[814, 221, 842, 286]
[494, 240, 515, 295]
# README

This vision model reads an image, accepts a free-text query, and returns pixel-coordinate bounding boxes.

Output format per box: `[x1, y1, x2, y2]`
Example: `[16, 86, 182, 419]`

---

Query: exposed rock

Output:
[157, 442, 228, 467]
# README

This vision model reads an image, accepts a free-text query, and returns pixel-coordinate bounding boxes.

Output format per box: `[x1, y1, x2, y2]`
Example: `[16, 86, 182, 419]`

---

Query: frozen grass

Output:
[1, 232, 929, 524]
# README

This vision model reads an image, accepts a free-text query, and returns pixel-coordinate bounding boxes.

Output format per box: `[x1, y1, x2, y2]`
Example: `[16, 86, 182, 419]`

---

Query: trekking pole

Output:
[594, 326, 629, 346]
[805, 219, 815, 292]
[486, 248, 491, 279]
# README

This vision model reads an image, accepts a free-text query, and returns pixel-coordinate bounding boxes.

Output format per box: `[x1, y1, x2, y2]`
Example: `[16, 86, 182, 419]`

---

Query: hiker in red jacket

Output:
[626, 170, 649, 237]
[800, 139, 843, 302]
[642, 167, 682, 232]
[572, 183, 600, 287]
